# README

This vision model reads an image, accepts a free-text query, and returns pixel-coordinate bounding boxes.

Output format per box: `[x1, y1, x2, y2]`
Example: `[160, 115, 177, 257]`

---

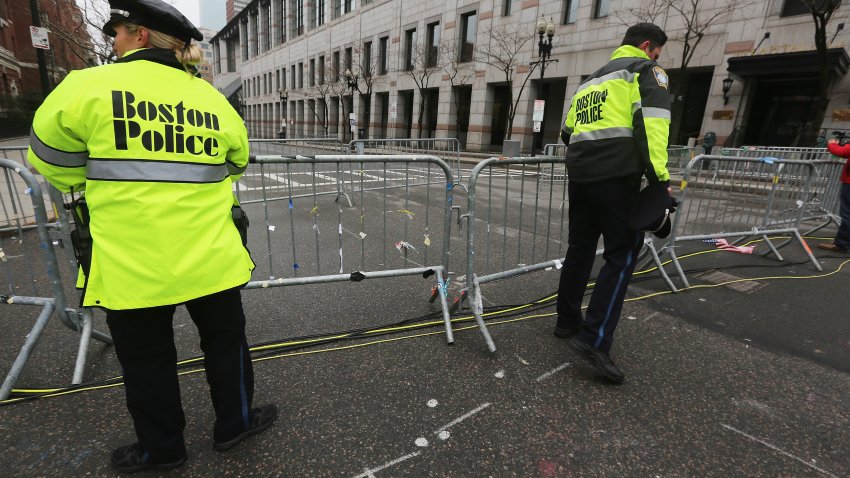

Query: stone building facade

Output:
[210, 0, 849, 150]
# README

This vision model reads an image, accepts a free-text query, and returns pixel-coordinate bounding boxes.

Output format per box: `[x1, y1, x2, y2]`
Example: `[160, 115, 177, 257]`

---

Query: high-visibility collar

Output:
[610, 45, 651, 61]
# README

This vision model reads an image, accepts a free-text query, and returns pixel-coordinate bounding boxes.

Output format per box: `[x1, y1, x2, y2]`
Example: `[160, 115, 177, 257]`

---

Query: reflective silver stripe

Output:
[641, 107, 672, 120]
[227, 161, 247, 175]
[29, 128, 88, 168]
[577, 69, 637, 91]
[87, 159, 229, 183]
[631, 101, 642, 115]
[569, 127, 634, 144]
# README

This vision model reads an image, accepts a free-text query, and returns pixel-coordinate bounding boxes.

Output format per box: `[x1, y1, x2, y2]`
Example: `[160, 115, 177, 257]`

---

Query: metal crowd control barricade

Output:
[456, 157, 668, 352]
[666, 145, 699, 176]
[238, 138, 348, 204]
[649, 154, 822, 292]
[542, 143, 567, 157]
[349, 138, 466, 191]
[243, 154, 457, 344]
[0, 158, 111, 400]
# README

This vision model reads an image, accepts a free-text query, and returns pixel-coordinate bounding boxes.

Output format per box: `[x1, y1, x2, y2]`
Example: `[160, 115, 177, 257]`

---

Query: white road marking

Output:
[515, 354, 530, 365]
[433, 403, 491, 435]
[536, 363, 570, 382]
[427, 399, 438, 408]
[721, 424, 838, 478]
[415, 437, 429, 447]
[352, 451, 422, 478]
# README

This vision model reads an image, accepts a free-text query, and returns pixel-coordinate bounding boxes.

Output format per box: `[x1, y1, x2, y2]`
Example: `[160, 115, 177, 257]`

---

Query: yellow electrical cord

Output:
[1, 236, 845, 406]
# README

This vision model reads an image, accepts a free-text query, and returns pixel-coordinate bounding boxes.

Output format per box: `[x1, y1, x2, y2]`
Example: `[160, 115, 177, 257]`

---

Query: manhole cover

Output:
[694, 270, 767, 294]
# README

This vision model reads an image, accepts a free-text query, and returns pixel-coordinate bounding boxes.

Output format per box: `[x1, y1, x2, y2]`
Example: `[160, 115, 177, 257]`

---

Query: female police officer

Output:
[27, 0, 276, 472]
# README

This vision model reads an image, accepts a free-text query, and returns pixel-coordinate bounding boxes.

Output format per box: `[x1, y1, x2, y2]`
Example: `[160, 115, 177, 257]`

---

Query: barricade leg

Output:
[643, 238, 678, 293]
[470, 275, 496, 353]
[760, 234, 785, 262]
[0, 300, 54, 400]
[434, 267, 454, 345]
[793, 229, 822, 272]
[72, 307, 95, 384]
[668, 246, 691, 288]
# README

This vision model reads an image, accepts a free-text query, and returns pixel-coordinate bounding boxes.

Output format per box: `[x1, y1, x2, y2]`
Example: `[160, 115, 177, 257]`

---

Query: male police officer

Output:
[556, 23, 672, 384]
[28, 0, 275, 472]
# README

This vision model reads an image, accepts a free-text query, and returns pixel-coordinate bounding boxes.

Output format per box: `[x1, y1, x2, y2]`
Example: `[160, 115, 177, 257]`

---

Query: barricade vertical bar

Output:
[424, 162, 431, 268]
[336, 162, 344, 274]
[359, 161, 366, 270]
[382, 162, 388, 267]
[531, 163, 542, 264]
[286, 162, 299, 276]
[259, 162, 276, 279]
[501, 166, 509, 272]
[544, 165, 555, 261]
[516, 163, 526, 265]
[311, 162, 321, 275]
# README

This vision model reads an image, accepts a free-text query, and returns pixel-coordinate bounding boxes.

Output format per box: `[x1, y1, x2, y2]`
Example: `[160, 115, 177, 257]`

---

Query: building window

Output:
[362, 0, 372, 5]
[345, 47, 353, 72]
[426, 22, 440, 67]
[363, 41, 372, 76]
[298, 62, 304, 88]
[404, 28, 417, 70]
[316, 0, 325, 26]
[282, 68, 287, 91]
[563, 0, 578, 24]
[319, 55, 325, 85]
[333, 50, 341, 81]
[263, 3, 271, 51]
[292, 0, 304, 36]
[593, 0, 609, 19]
[275, 0, 285, 43]
[291, 64, 296, 89]
[226, 38, 237, 72]
[459, 11, 476, 63]
[379, 36, 389, 75]
[781, 0, 810, 17]
[240, 21, 248, 61]
[344, 0, 353, 14]
[310, 59, 316, 86]
[333, 0, 352, 18]
[502, 0, 511, 16]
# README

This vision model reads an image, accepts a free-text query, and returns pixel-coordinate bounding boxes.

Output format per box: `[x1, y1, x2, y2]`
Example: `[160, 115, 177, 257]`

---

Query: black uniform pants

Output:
[557, 175, 644, 354]
[106, 287, 254, 461]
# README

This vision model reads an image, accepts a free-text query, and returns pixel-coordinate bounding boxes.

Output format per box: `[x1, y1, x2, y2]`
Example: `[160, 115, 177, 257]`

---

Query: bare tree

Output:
[44, 0, 114, 66]
[476, 25, 538, 141]
[619, 0, 753, 142]
[398, 41, 443, 137]
[440, 40, 476, 143]
[306, 57, 336, 137]
[352, 43, 384, 138]
[797, 0, 844, 146]
[327, 60, 353, 141]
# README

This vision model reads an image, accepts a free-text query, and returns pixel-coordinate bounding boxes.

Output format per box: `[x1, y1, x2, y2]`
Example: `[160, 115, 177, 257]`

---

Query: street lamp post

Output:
[530, 17, 558, 156]
[279, 88, 288, 138]
[345, 69, 361, 140]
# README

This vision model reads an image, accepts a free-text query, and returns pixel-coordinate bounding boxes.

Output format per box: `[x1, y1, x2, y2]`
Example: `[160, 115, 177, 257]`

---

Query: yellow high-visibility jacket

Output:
[561, 45, 671, 183]
[28, 48, 253, 310]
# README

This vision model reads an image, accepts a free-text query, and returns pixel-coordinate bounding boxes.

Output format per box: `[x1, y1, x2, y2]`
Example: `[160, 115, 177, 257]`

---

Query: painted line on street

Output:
[433, 402, 491, 435]
[721, 424, 838, 478]
[536, 362, 569, 382]
[352, 451, 422, 478]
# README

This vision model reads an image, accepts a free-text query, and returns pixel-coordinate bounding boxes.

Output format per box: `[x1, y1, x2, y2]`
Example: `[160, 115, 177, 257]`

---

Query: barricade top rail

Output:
[251, 154, 453, 179]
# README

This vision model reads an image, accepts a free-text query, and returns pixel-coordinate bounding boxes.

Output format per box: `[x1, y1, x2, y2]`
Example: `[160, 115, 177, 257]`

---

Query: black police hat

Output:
[103, 0, 203, 43]
[628, 183, 677, 239]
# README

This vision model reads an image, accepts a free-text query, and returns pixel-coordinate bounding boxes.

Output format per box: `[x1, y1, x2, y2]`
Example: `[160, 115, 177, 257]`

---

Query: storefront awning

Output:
[727, 48, 849, 78]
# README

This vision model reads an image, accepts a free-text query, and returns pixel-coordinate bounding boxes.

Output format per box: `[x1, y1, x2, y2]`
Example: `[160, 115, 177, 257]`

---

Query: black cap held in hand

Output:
[103, 0, 203, 43]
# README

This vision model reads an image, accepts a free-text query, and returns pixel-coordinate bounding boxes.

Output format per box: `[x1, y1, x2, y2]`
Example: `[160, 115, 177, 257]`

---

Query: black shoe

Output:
[213, 404, 278, 452]
[553, 325, 580, 339]
[110, 443, 186, 474]
[568, 337, 625, 384]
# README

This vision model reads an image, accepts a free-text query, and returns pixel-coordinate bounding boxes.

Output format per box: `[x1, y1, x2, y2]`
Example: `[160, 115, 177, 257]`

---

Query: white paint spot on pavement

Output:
[415, 437, 429, 447]
[626, 316, 636, 320]
[438, 430, 450, 441]
[494, 369, 505, 379]
[427, 399, 439, 408]
[536, 363, 569, 382]
[721, 424, 838, 478]
[515, 354, 530, 365]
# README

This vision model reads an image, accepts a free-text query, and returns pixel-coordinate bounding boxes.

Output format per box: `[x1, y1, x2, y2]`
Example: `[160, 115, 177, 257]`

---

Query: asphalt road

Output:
[0, 140, 848, 476]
